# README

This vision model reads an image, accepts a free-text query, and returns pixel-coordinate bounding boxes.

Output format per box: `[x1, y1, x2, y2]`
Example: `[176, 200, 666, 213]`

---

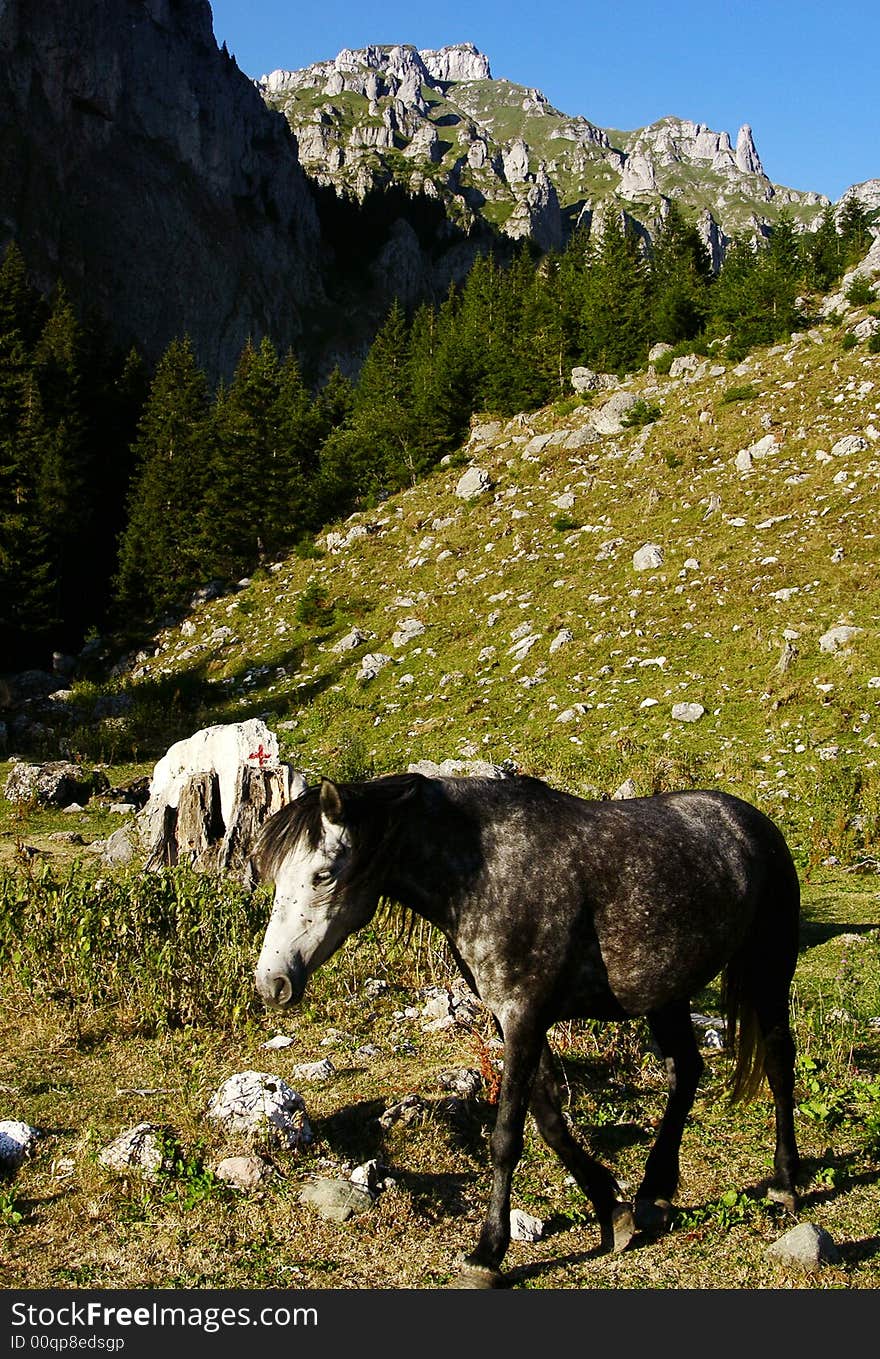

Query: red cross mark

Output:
[249, 743, 272, 768]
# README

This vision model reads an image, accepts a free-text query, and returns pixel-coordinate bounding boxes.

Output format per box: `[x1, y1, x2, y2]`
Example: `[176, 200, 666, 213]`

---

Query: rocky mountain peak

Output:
[735, 123, 764, 176]
[420, 42, 492, 83]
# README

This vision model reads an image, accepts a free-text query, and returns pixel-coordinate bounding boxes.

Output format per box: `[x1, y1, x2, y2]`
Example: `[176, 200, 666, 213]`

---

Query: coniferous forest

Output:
[0, 199, 874, 669]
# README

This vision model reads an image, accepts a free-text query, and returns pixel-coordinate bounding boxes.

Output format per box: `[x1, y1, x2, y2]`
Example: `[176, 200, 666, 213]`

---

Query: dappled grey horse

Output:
[253, 772, 801, 1287]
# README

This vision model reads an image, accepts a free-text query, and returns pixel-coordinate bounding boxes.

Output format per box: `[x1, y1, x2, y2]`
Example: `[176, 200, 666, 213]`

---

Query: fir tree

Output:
[647, 203, 713, 344]
[115, 336, 212, 617]
[578, 213, 650, 373]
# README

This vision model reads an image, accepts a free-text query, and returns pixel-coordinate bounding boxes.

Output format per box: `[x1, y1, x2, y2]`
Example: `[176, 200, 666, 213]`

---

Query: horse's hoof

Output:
[600, 1202, 636, 1253]
[634, 1197, 673, 1234]
[450, 1263, 506, 1289]
[766, 1185, 798, 1213]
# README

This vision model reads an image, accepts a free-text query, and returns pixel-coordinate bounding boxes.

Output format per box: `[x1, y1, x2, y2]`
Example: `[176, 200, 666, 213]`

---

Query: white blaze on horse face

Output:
[255, 815, 352, 1003]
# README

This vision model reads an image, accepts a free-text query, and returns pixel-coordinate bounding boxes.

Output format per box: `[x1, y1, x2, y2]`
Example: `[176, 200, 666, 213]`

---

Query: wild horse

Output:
[253, 772, 801, 1287]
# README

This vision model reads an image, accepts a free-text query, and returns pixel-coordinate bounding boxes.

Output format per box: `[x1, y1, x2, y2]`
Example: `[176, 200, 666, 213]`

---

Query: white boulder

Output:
[206, 1071, 313, 1151]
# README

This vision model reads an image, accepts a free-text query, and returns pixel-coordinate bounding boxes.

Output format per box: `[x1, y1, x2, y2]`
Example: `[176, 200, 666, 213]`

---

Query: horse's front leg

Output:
[452, 1019, 544, 1289]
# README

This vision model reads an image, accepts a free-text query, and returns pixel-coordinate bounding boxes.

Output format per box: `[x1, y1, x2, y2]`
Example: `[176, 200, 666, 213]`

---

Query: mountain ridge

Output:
[258, 40, 834, 267]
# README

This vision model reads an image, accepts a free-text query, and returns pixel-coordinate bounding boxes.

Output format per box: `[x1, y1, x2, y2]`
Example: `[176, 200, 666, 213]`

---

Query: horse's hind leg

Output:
[635, 1001, 704, 1232]
[756, 996, 800, 1210]
[529, 1042, 636, 1253]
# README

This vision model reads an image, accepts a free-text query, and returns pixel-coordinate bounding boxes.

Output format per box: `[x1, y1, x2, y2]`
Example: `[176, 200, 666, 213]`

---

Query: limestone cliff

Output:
[0, 0, 324, 379]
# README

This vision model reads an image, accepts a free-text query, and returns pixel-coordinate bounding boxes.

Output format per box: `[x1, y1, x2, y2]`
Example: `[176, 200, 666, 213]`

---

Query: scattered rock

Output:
[510, 1208, 546, 1242]
[612, 778, 639, 800]
[98, 1122, 167, 1178]
[633, 543, 664, 571]
[407, 758, 508, 779]
[332, 627, 370, 653]
[357, 652, 393, 682]
[3, 761, 107, 808]
[299, 1178, 374, 1222]
[214, 1155, 273, 1190]
[391, 618, 426, 648]
[819, 625, 861, 653]
[378, 1094, 431, 1130]
[420, 986, 482, 1031]
[455, 467, 493, 500]
[672, 702, 705, 723]
[102, 827, 137, 866]
[593, 389, 641, 434]
[0, 1120, 39, 1174]
[767, 1222, 842, 1272]
[436, 1068, 483, 1099]
[290, 1059, 336, 1084]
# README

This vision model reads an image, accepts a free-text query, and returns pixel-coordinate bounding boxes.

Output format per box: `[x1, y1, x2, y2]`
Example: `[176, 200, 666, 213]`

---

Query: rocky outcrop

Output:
[0, 0, 324, 380]
[420, 44, 492, 83]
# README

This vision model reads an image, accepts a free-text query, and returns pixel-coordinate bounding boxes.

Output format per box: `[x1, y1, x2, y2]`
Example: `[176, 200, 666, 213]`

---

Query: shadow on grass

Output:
[799, 920, 879, 949]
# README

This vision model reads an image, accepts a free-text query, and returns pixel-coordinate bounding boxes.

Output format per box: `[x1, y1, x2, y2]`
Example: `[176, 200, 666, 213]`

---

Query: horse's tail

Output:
[721, 950, 767, 1103]
[722, 828, 801, 1104]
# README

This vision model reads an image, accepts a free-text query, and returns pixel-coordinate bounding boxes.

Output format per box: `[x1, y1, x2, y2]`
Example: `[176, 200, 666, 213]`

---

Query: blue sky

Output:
[208, 0, 878, 203]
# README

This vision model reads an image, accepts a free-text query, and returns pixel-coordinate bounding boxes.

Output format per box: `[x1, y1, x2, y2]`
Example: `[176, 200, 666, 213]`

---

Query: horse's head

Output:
[253, 778, 381, 1009]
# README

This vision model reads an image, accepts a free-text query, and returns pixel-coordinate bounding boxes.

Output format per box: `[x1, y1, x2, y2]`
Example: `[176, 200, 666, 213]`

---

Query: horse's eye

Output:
[312, 869, 330, 887]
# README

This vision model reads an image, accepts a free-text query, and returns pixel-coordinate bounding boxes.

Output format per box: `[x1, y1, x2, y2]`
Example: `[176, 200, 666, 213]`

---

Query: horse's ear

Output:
[319, 778, 345, 824]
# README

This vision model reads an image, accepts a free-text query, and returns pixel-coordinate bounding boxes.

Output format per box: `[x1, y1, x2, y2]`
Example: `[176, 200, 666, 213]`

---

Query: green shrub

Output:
[845, 276, 876, 307]
[868, 331, 880, 354]
[551, 513, 580, 532]
[293, 538, 323, 561]
[621, 399, 662, 428]
[841, 332, 859, 351]
[295, 579, 335, 627]
[720, 384, 757, 404]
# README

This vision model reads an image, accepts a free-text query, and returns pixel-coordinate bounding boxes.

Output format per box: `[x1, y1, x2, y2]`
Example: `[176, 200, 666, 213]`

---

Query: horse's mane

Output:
[252, 773, 426, 887]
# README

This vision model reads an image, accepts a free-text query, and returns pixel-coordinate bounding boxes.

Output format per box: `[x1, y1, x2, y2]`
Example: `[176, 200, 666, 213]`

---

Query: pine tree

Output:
[578, 213, 650, 373]
[0, 246, 57, 661]
[647, 203, 712, 344]
[199, 337, 286, 579]
[115, 336, 212, 617]
[343, 299, 420, 500]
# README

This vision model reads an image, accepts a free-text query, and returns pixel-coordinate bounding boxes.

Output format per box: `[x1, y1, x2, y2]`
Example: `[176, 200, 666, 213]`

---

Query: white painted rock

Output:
[206, 1072, 313, 1151]
[143, 719, 280, 833]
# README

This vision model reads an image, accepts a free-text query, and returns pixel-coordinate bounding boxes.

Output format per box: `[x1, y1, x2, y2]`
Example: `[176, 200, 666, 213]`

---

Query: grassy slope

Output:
[90, 312, 880, 871]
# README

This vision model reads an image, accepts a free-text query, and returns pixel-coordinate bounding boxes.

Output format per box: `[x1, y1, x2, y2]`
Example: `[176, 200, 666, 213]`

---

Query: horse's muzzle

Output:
[255, 961, 306, 1009]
